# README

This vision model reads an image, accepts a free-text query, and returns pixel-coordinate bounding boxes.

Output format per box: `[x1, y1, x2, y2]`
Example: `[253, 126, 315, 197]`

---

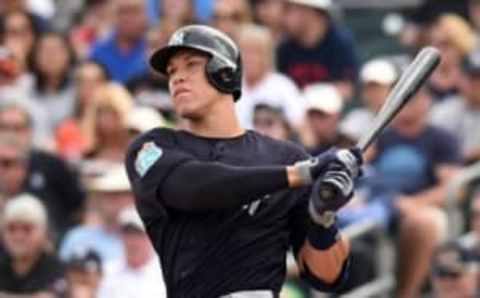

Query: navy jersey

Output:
[125, 128, 312, 298]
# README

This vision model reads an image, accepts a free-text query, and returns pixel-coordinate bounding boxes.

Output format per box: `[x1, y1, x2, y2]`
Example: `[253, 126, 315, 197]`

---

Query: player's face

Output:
[167, 50, 221, 119]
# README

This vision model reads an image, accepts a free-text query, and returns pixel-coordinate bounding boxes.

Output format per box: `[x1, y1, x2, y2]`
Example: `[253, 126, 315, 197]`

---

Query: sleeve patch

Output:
[135, 142, 163, 177]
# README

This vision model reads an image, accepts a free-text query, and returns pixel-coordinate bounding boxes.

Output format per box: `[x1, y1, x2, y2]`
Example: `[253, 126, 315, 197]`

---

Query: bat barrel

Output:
[357, 47, 441, 152]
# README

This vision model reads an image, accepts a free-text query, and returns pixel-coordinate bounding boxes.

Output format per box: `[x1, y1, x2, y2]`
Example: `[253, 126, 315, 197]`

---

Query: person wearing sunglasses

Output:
[430, 242, 479, 298]
[0, 193, 66, 297]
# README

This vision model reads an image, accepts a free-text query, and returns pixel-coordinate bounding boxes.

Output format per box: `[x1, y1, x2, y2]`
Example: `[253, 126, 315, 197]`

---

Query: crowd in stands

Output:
[0, 0, 480, 297]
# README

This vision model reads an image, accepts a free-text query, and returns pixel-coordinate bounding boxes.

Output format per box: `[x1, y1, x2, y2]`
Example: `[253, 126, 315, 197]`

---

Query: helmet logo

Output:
[170, 31, 186, 46]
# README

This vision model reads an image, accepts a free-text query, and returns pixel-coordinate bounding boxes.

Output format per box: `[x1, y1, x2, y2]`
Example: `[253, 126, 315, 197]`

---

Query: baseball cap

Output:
[119, 207, 145, 232]
[67, 249, 102, 273]
[360, 59, 398, 85]
[88, 165, 131, 193]
[287, 0, 332, 13]
[432, 242, 479, 278]
[2, 193, 48, 227]
[127, 106, 167, 133]
[304, 84, 343, 114]
[463, 50, 480, 76]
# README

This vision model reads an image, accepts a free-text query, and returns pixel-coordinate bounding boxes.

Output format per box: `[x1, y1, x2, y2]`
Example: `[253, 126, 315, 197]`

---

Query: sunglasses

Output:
[0, 123, 29, 132]
[0, 157, 25, 168]
[5, 222, 35, 234]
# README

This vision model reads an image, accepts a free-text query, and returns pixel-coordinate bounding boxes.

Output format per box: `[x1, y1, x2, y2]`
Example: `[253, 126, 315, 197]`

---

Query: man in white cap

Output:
[277, 0, 359, 99]
[98, 207, 166, 298]
[303, 84, 353, 155]
[60, 165, 134, 273]
[340, 58, 398, 141]
[0, 193, 66, 296]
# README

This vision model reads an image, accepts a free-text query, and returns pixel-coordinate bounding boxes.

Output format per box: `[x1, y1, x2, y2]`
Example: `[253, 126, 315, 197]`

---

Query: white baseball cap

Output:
[287, 0, 332, 12]
[127, 106, 167, 133]
[3, 193, 47, 227]
[304, 84, 343, 115]
[89, 165, 131, 193]
[119, 207, 145, 232]
[360, 59, 397, 85]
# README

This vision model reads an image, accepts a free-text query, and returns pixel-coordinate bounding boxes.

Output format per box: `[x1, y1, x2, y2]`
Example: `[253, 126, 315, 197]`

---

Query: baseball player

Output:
[125, 25, 362, 298]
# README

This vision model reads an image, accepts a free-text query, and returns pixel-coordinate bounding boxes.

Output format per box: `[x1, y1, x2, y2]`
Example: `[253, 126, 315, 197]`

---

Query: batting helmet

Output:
[150, 25, 242, 101]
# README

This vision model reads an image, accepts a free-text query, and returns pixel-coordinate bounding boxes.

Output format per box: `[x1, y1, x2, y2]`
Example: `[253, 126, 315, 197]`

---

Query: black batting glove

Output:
[308, 148, 363, 227]
[294, 148, 341, 185]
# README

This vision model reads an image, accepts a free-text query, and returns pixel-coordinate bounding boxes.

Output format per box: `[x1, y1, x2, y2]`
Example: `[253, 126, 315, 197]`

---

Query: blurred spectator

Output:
[0, 194, 66, 296]
[60, 165, 133, 273]
[277, 0, 359, 99]
[430, 51, 480, 164]
[427, 14, 476, 101]
[341, 58, 398, 141]
[89, 0, 149, 83]
[0, 106, 86, 235]
[160, 0, 196, 25]
[97, 207, 166, 298]
[29, 32, 76, 145]
[69, 0, 115, 60]
[81, 83, 133, 177]
[56, 61, 109, 162]
[235, 24, 304, 129]
[65, 249, 103, 298]
[430, 242, 479, 298]
[371, 88, 461, 298]
[1, 10, 40, 73]
[126, 106, 167, 140]
[252, 104, 297, 143]
[302, 84, 353, 155]
[0, 0, 50, 32]
[469, 0, 480, 38]
[0, 46, 34, 103]
[127, 23, 173, 114]
[252, 0, 286, 43]
[211, 0, 252, 39]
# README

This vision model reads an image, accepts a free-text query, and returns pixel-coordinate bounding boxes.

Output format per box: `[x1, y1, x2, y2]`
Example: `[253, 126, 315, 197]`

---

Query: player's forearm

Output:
[162, 161, 301, 211]
[297, 226, 350, 289]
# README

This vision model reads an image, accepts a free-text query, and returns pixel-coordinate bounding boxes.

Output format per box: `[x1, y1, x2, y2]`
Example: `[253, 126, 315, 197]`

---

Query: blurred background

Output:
[0, 0, 480, 297]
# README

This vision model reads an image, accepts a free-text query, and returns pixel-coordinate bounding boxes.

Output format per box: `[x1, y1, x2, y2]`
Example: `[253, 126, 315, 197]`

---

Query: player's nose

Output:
[169, 70, 188, 89]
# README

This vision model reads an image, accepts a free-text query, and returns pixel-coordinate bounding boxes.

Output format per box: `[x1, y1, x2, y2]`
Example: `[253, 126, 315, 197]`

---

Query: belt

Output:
[219, 290, 274, 298]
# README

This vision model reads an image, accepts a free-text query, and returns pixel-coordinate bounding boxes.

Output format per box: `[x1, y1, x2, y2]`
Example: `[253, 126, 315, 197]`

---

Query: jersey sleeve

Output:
[125, 129, 194, 223]
[126, 129, 291, 221]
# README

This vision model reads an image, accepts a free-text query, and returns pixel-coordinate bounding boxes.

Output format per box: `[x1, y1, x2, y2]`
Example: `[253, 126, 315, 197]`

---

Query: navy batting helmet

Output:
[150, 25, 242, 101]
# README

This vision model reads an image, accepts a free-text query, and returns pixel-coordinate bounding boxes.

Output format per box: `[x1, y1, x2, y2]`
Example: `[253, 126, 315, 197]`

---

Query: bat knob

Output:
[318, 182, 339, 201]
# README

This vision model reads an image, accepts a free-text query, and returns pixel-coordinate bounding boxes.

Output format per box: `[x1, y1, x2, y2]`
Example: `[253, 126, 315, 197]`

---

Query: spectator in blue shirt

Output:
[89, 0, 148, 83]
[277, 0, 359, 99]
[371, 87, 462, 298]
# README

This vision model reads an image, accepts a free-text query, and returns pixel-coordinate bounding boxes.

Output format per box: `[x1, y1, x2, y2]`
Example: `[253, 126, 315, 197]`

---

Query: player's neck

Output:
[185, 100, 245, 139]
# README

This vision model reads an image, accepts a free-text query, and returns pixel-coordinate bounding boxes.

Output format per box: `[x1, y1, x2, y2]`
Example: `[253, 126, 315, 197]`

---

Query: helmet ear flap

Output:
[205, 56, 240, 100]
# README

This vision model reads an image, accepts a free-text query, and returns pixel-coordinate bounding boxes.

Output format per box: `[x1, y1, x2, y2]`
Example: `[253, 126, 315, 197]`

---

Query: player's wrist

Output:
[287, 164, 308, 187]
[293, 158, 318, 185]
[307, 220, 340, 250]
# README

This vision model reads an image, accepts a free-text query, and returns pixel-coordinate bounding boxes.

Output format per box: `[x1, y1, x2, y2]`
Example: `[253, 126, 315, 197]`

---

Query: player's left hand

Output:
[308, 148, 363, 227]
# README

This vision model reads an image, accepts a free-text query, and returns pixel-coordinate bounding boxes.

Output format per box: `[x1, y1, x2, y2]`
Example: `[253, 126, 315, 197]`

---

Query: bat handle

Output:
[317, 180, 340, 201]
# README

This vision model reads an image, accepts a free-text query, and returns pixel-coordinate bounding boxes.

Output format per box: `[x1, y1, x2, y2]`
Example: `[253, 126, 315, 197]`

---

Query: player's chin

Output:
[176, 105, 203, 120]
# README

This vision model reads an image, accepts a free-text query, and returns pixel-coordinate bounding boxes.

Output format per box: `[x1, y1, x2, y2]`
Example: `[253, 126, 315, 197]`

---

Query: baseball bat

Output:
[317, 47, 441, 202]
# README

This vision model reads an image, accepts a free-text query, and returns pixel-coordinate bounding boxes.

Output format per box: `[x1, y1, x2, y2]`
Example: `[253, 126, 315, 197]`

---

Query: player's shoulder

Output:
[128, 127, 175, 150]
[248, 130, 309, 163]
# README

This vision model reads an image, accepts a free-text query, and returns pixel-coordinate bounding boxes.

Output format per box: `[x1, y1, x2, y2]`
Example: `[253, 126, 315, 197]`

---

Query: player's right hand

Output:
[308, 148, 363, 227]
